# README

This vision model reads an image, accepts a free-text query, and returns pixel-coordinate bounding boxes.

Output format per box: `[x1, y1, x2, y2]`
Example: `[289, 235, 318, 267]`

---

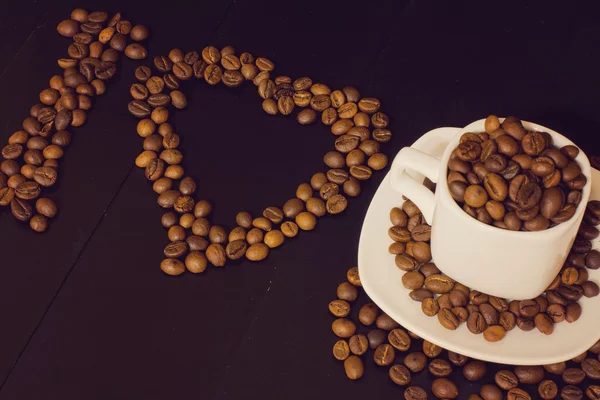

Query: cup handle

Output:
[389, 147, 442, 224]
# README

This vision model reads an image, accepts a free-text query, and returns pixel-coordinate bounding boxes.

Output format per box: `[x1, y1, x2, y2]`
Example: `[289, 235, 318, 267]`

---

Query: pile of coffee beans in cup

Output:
[127, 46, 392, 275]
[0, 9, 148, 232]
[448, 115, 586, 231]
[388, 194, 600, 342]
[329, 264, 600, 399]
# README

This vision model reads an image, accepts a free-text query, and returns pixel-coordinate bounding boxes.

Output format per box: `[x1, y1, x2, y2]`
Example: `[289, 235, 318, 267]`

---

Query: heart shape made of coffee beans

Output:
[127, 45, 393, 276]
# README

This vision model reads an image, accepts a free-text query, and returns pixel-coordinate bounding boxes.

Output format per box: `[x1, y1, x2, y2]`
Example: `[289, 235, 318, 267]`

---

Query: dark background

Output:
[1, 0, 599, 398]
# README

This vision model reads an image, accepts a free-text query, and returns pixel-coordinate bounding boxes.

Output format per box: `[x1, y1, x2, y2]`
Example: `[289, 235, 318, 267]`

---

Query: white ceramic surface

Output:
[358, 126, 600, 365]
[388, 120, 592, 300]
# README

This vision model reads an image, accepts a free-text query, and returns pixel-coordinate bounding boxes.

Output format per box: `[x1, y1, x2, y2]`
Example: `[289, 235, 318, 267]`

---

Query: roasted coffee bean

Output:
[514, 366, 544, 384]
[424, 274, 454, 294]
[582, 281, 600, 297]
[565, 301, 581, 323]
[160, 258, 185, 276]
[395, 253, 419, 271]
[483, 325, 505, 342]
[534, 313, 554, 335]
[423, 340, 442, 358]
[333, 340, 350, 361]
[432, 378, 459, 399]
[449, 290, 468, 307]
[536, 380, 558, 400]
[495, 370, 519, 390]
[428, 359, 452, 378]
[561, 368, 586, 385]
[389, 226, 411, 242]
[404, 352, 427, 373]
[32, 166, 57, 187]
[409, 288, 433, 302]
[559, 285, 583, 301]
[438, 308, 460, 330]
[15, 181, 40, 200]
[581, 358, 600, 379]
[10, 198, 32, 221]
[588, 386, 600, 400]
[344, 356, 363, 380]
[376, 313, 399, 331]
[388, 364, 411, 386]
[329, 299, 351, 318]
[366, 329, 386, 350]
[337, 282, 358, 302]
[467, 312, 487, 334]
[543, 362, 567, 376]
[463, 361, 487, 382]
[499, 311, 517, 331]
[133, 66, 153, 86]
[349, 334, 368, 356]
[559, 385, 583, 400]
[485, 154, 507, 173]
[332, 318, 356, 338]
[402, 271, 425, 290]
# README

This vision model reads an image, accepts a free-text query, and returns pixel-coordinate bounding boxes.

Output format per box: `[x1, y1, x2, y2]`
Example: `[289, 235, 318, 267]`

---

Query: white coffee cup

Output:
[389, 118, 592, 300]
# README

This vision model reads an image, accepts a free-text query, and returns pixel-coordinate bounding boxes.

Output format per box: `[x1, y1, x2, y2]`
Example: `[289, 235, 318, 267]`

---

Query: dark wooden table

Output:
[1, 0, 599, 398]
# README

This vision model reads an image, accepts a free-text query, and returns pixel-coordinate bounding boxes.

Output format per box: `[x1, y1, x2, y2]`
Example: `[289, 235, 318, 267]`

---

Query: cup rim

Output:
[437, 118, 592, 237]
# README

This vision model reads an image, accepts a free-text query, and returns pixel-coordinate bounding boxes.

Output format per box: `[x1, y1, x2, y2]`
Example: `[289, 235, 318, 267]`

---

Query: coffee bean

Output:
[407, 289, 432, 303]
[376, 313, 399, 331]
[456, 141, 482, 161]
[356, 303, 378, 326]
[329, 299, 351, 317]
[506, 387, 532, 400]
[395, 254, 418, 272]
[404, 386, 427, 400]
[582, 358, 600, 379]
[32, 166, 57, 187]
[10, 198, 32, 221]
[160, 258, 185, 276]
[432, 378, 459, 399]
[389, 364, 411, 385]
[561, 385, 583, 400]
[560, 285, 583, 302]
[402, 271, 425, 291]
[264, 230, 284, 248]
[15, 181, 41, 201]
[467, 312, 487, 334]
[362, 329, 385, 351]
[587, 385, 600, 400]
[333, 340, 350, 361]
[332, 318, 356, 338]
[349, 334, 368, 356]
[543, 362, 567, 375]
[561, 367, 586, 385]
[335, 135, 360, 153]
[583, 281, 600, 297]
[204, 243, 226, 266]
[425, 274, 454, 294]
[536, 381, 558, 400]
[344, 356, 363, 380]
[400, 352, 426, 373]
[485, 154, 507, 173]
[483, 325, 505, 342]
[173, 62, 193, 80]
[437, 308, 460, 330]
[204, 64, 223, 85]
[514, 365, 544, 384]
[534, 313, 554, 335]
[464, 360, 487, 381]
[495, 370, 519, 390]
[422, 340, 442, 358]
[426, 359, 452, 378]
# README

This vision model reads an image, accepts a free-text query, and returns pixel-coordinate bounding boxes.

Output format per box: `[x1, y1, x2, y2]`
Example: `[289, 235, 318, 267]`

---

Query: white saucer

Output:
[358, 127, 600, 365]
